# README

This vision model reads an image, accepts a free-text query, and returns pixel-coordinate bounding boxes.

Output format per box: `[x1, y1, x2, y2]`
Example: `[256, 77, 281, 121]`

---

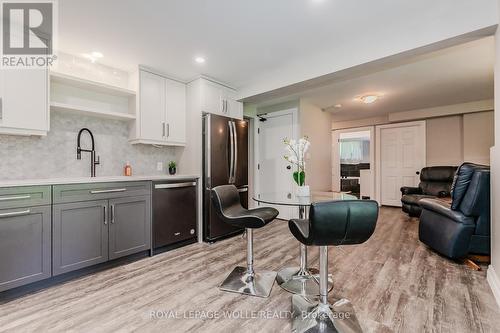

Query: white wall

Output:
[299, 99, 333, 191]
[488, 4, 500, 307]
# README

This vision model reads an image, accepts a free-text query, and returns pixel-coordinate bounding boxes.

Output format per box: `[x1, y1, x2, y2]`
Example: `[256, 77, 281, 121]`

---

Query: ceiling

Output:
[57, 0, 497, 91]
[256, 37, 495, 122]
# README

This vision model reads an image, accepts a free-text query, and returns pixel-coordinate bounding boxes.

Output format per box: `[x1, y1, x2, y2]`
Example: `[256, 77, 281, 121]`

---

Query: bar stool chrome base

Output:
[291, 295, 363, 333]
[219, 266, 277, 298]
[276, 267, 333, 296]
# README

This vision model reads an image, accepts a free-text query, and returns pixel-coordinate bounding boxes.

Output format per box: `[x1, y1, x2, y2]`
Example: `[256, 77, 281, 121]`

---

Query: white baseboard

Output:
[487, 265, 500, 308]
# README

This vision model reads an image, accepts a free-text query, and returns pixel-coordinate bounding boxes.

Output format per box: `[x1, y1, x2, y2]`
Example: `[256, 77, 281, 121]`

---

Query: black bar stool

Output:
[288, 200, 379, 333]
[212, 185, 279, 298]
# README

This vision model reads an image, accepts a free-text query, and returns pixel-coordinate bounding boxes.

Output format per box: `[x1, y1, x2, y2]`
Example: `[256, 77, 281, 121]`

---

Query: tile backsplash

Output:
[0, 111, 180, 180]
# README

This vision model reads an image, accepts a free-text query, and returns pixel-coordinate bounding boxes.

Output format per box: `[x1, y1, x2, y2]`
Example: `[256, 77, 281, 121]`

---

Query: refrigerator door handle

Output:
[232, 121, 238, 184]
[228, 121, 235, 184]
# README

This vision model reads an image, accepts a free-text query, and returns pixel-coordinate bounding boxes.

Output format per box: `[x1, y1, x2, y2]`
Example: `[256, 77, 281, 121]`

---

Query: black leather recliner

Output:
[401, 166, 457, 217]
[418, 163, 490, 259]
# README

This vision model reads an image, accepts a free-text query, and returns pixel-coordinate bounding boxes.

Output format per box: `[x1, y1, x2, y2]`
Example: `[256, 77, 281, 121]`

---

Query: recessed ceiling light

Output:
[195, 56, 206, 64]
[355, 94, 383, 104]
[334, 104, 342, 108]
[91, 51, 103, 58]
[82, 51, 104, 63]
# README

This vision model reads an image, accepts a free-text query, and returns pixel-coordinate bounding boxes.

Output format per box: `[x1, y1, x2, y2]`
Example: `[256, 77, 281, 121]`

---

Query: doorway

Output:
[376, 121, 426, 206]
[256, 108, 298, 220]
[332, 127, 375, 199]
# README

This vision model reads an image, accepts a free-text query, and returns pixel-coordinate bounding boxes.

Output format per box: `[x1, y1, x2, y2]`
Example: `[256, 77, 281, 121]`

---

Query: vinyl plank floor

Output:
[0, 207, 499, 333]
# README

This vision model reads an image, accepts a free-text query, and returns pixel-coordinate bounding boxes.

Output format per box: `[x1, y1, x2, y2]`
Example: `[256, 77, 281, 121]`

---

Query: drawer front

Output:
[0, 186, 51, 209]
[53, 181, 151, 204]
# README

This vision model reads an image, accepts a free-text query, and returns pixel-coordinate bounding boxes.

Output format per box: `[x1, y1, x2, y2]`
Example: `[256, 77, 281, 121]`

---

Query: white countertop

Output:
[0, 174, 200, 187]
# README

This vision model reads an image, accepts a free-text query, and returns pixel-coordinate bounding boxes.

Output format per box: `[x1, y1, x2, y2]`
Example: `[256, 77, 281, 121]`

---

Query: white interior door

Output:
[258, 109, 297, 220]
[376, 121, 426, 206]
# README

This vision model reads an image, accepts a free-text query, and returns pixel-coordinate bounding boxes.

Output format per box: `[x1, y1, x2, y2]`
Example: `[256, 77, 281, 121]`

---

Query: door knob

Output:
[286, 165, 291, 170]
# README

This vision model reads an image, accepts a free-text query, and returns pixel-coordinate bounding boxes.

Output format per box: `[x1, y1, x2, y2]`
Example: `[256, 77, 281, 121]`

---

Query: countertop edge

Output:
[0, 175, 200, 188]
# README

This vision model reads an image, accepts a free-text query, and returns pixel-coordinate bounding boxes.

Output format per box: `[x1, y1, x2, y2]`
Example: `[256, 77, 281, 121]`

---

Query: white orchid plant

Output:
[283, 136, 310, 186]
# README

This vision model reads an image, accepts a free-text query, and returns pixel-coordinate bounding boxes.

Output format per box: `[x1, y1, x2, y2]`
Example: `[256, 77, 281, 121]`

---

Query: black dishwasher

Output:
[152, 180, 197, 252]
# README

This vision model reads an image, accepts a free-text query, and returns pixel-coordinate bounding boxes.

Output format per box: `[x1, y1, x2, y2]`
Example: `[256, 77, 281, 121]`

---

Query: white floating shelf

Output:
[50, 71, 136, 97]
[50, 102, 136, 121]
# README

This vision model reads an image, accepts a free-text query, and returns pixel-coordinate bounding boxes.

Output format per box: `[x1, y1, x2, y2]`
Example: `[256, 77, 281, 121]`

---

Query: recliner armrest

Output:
[419, 199, 474, 225]
[401, 186, 422, 195]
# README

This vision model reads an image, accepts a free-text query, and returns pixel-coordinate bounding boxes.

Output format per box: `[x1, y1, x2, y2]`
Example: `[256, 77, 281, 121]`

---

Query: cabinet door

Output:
[0, 205, 51, 291]
[0, 67, 48, 135]
[109, 195, 151, 260]
[226, 92, 243, 120]
[53, 200, 108, 276]
[165, 79, 186, 145]
[201, 79, 224, 115]
[140, 70, 166, 141]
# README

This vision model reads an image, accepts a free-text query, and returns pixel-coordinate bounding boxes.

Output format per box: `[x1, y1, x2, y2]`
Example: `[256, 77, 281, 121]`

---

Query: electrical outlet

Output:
[156, 162, 163, 171]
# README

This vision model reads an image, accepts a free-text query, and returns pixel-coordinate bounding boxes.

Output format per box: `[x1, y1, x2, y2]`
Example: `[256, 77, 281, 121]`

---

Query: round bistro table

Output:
[253, 191, 358, 296]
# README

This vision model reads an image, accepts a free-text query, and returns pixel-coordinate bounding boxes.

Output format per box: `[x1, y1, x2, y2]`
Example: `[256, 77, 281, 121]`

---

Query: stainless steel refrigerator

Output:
[203, 113, 248, 242]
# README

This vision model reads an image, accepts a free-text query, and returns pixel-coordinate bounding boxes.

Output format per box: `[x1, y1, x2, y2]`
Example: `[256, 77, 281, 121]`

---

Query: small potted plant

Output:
[168, 161, 177, 175]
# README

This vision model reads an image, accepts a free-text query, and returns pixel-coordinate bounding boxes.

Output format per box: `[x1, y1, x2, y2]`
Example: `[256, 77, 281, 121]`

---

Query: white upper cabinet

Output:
[0, 67, 49, 136]
[165, 79, 186, 145]
[198, 78, 242, 119]
[138, 70, 166, 142]
[130, 69, 186, 146]
[223, 89, 243, 120]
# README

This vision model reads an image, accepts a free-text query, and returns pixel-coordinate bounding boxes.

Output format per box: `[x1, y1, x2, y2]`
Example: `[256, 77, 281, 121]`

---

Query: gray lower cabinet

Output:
[0, 205, 51, 292]
[109, 195, 151, 260]
[52, 192, 152, 276]
[53, 200, 109, 276]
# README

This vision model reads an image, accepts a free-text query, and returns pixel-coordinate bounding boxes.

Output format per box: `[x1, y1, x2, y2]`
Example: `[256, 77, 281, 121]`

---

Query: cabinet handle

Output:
[162, 122, 166, 137]
[110, 204, 115, 224]
[0, 195, 31, 201]
[174, 232, 181, 236]
[0, 209, 30, 218]
[103, 206, 107, 225]
[90, 188, 127, 194]
[166, 123, 170, 137]
[0, 97, 3, 122]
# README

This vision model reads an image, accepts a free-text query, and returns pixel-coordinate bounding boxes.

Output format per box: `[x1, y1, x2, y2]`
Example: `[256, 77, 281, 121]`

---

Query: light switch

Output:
[156, 162, 163, 171]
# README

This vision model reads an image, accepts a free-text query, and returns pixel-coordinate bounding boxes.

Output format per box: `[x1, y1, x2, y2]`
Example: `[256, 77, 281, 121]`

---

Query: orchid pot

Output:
[283, 136, 311, 197]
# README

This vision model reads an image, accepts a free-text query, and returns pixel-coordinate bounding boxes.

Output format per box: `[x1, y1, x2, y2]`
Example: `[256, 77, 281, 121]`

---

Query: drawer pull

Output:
[174, 232, 181, 236]
[90, 188, 127, 194]
[0, 209, 31, 218]
[0, 195, 31, 201]
[155, 182, 196, 189]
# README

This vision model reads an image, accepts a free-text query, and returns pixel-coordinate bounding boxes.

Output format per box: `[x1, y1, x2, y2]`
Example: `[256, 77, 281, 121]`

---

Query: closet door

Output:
[376, 121, 426, 206]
